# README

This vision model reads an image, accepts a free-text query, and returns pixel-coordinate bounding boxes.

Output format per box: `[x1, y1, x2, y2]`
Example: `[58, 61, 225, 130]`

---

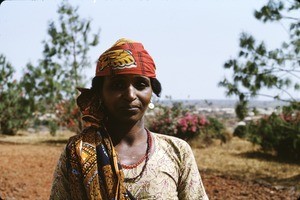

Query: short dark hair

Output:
[150, 78, 162, 97]
[91, 76, 162, 97]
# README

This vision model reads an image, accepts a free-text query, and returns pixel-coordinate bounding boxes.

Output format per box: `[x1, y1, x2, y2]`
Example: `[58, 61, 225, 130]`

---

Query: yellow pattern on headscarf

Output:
[98, 49, 136, 71]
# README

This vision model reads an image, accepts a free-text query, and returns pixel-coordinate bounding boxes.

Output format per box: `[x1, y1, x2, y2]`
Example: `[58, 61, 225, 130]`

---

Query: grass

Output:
[193, 137, 300, 191]
[0, 130, 75, 145]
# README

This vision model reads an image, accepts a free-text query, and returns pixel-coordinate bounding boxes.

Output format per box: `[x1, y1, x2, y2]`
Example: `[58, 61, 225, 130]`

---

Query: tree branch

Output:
[281, 15, 300, 21]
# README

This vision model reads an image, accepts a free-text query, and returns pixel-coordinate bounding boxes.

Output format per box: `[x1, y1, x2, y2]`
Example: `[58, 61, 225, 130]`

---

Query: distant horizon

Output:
[155, 98, 289, 109]
[156, 98, 292, 102]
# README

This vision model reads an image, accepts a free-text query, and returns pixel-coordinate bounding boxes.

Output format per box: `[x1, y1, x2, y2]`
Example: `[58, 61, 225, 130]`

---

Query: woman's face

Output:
[101, 74, 152, 124]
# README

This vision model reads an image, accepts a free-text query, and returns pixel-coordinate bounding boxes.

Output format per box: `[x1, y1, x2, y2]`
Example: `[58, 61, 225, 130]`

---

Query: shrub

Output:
[233, 106, 300, 160]
[233, 125, 247, 138]
[176, 113, 209, 140]
[148, 104, 180, 137]
[0, 55, 33, 135]
[55, 99, 82, 134]
[147, 102, 228, 143]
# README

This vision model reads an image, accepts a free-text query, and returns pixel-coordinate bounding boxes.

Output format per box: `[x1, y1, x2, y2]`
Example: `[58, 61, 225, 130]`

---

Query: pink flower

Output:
[191, 125, 197, 133]
[199, 116, 207, 126]
[178, 118, 188, 127]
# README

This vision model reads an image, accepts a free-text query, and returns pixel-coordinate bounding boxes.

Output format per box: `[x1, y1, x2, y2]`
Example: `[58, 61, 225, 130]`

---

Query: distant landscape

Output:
[158, 99, 289, 108]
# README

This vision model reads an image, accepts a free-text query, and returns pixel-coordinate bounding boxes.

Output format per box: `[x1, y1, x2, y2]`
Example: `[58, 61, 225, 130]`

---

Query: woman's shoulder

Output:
[153, 132, 186, 143]
[66, 126, 100, 146]
[152, 132, 192, 153]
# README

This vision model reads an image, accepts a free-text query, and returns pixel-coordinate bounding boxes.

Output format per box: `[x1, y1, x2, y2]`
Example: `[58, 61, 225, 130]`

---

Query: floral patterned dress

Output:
[50, 133, 209, 200]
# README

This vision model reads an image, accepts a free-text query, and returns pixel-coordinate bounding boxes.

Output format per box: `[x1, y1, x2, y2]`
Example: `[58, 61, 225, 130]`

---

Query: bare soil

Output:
[0, 143, 64, 200]
[0, 135, 299, 200]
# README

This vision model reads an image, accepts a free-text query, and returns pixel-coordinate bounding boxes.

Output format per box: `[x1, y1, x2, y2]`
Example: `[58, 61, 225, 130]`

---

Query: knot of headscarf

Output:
[96, 38, 156, 78]
[76, 87, 103, 128]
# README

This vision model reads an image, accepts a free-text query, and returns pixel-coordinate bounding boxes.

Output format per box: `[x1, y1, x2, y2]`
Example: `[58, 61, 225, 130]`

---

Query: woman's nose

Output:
[123, 85, 137, 101]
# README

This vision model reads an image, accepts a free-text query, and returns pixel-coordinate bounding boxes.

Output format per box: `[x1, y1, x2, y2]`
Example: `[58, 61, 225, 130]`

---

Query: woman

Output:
[50, 38, 209, 200]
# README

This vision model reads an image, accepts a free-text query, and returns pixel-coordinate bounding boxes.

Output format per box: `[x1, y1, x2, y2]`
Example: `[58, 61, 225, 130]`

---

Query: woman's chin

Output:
[120, 116, 143, 124]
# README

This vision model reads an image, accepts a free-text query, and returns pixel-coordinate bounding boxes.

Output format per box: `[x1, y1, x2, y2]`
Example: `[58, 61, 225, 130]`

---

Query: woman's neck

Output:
[105, 119, 146, 146]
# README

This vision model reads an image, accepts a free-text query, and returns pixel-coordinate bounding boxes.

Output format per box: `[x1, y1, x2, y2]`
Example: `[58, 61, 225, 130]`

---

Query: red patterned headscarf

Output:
[96, 38, 156, 78]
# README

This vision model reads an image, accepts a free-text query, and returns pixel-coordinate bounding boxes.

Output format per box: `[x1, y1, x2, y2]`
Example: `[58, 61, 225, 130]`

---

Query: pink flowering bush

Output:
[148, 106, 179, 137]
[147, 102, 226, 142]
[55, 100, 82, 135]
[176, 113, 209, 140]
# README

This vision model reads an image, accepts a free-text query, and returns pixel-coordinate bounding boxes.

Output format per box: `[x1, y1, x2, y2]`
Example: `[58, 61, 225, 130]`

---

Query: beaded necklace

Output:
[123, 129, 152, 183]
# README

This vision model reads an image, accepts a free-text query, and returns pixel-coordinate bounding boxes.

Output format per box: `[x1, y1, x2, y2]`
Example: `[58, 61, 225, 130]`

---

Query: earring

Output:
[148, 99, 155, 109]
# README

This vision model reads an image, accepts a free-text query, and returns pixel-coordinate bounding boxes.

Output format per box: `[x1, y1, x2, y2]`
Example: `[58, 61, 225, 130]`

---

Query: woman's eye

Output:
[108, 77, 150, 91]
[135, 81, 149, 90]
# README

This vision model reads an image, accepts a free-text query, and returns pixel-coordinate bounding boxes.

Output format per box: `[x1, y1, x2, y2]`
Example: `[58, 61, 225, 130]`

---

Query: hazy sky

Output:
[0, 0, 288, 100]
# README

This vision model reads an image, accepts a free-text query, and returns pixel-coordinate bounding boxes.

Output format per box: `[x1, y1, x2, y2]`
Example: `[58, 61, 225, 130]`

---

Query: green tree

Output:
[22, 1, 99, 133]
[219, 0, 300, 160]
[0, 54, 32, 135]
[235, 101, 248, 121]
[219, 0, 300, 114]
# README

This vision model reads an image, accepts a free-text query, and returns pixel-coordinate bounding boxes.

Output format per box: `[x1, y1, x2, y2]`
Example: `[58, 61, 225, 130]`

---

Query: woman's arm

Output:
[177, 143, 209, 200]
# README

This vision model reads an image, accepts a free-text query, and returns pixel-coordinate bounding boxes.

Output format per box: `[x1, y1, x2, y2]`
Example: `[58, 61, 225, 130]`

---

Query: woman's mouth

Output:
[119, 105, 140, 113]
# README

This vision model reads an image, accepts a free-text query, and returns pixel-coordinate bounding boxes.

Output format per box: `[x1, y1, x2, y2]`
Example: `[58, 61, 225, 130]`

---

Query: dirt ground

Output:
[0, 142, 299, 200]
